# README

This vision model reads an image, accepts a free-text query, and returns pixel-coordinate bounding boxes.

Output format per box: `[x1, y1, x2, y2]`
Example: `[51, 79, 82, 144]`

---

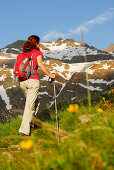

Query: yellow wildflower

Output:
[97, 108, 103, 113]
[8, 160, 11, 162]
[19, 139, 33, 151]
[102, 97, 105, 101]
[109, 89, 114, 96]
[67, 104, 79, 113]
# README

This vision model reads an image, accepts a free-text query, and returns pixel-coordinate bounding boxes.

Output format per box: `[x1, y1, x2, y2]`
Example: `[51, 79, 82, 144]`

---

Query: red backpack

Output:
[14, 52, 37, 81]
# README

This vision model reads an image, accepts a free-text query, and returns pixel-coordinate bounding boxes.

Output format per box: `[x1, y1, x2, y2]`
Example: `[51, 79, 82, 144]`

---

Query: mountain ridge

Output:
[0, 38, 114, 53]
[103, 44, 114, 53]
[0, 38, 113, 63]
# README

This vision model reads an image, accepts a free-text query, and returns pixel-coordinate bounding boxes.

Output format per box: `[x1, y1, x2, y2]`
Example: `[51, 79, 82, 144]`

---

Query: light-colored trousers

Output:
[19, 79, 40, 135]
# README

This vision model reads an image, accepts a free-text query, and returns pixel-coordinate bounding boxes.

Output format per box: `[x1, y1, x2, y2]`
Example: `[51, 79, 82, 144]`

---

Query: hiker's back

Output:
[14, 49, 43, 82]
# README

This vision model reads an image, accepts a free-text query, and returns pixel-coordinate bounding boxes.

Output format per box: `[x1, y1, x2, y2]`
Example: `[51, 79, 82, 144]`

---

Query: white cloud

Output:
[84, 8, 114, 25]
[68, 25, 88, 36]
[42, 31, 66, 42]
[42, 8, 114, 41]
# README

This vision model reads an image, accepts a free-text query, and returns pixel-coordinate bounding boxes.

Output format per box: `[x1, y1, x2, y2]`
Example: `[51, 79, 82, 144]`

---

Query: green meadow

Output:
[0, 89, 114, 170]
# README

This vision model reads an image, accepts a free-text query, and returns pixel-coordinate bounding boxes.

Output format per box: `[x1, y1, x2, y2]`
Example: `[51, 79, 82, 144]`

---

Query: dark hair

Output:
[22, 35, 40, 53]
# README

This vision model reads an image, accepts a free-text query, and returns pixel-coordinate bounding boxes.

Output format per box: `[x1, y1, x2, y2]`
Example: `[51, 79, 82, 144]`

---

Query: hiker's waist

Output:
[29, 75, 39, 80]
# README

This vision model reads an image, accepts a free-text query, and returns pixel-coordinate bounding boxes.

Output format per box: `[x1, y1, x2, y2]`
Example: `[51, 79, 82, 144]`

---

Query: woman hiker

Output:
[18, 35, 55, 136]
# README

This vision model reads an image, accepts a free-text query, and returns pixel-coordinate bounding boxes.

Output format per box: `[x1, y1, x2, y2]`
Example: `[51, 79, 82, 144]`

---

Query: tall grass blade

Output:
[80, 26, 91, 111]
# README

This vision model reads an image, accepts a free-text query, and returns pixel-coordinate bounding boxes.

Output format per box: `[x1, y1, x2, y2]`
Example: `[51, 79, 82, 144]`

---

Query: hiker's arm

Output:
[37, 55, 55, 79]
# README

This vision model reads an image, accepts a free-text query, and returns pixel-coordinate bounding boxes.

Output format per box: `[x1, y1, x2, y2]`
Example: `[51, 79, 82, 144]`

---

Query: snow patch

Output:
[74, 42, 81, 45]
[85, 68, 95, 75]
[45, 60, 50, 65]
[89, 79, 114, 85]
[42, 42, 67, 51]
[109, 52, 114, 56]
[0, 56, 16, 59]
[39, 91, 49, 95]
[0, 64, 7, 71]
[78, 83, 103, 91]
[6, 85, 16, 89]
[99, 63, 111, 70]
[11, 48, 21, 52]
[67, 90, 73, 92]
[41, 85, 46, 88]
[71, 97, 76, 101]
[0, 74, 6, 81]
[1, 48, 8, 53]
[50, 61, 97, 80]
[10, 69, 14, 78]
[40, 75, 50, 81]
[0, 85, 12, 110]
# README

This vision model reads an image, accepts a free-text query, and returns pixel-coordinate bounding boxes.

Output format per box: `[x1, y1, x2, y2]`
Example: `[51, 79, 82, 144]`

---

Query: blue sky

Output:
[0, 0, 114, 49]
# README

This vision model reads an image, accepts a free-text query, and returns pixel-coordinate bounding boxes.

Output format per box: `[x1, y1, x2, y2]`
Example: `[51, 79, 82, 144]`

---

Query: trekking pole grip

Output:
[51, 78, 55, 83]
[48, 77, 55, 83]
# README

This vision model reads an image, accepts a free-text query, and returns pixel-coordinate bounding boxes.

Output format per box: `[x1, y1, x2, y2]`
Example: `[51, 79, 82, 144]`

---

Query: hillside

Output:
[0, 38, 114, 123]
[0, 91, 114, 169]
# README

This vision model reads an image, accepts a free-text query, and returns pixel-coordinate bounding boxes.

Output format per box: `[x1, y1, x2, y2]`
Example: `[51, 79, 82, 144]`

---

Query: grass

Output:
[0, 90, 114, 170]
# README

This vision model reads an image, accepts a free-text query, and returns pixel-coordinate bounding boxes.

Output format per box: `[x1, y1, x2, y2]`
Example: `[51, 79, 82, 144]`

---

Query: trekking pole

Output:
[50, 78, 60, 142]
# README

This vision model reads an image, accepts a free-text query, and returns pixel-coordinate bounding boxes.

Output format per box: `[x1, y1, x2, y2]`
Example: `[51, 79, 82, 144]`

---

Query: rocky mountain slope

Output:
[0, 39, 114, 123]
[103, 44, 114, 53]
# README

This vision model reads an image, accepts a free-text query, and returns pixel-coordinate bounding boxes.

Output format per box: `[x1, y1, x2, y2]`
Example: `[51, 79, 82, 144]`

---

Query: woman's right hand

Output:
[49, 74, 56, 79]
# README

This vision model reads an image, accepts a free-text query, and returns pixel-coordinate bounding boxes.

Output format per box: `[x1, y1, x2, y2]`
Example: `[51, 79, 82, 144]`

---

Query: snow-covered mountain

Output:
[41, 39, 114, 62]
[0, 38, 114, 62]
[0, 38, 114, 123]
